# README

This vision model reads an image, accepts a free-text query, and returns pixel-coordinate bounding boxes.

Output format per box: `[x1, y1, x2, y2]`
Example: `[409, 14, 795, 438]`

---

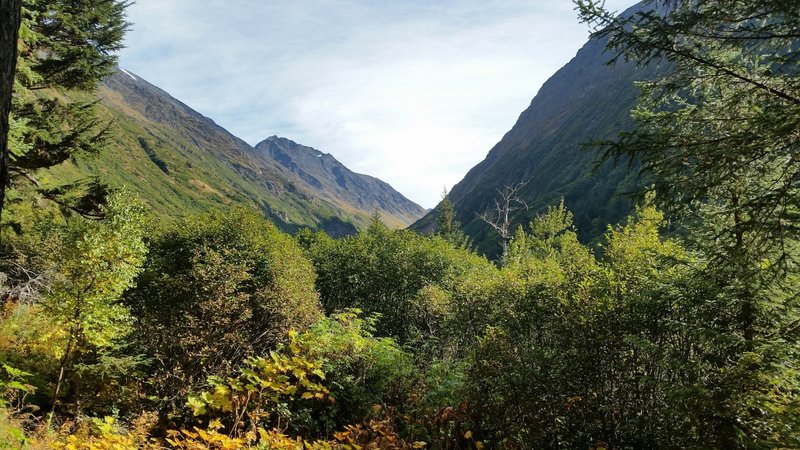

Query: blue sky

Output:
[119, 0, 634, 208]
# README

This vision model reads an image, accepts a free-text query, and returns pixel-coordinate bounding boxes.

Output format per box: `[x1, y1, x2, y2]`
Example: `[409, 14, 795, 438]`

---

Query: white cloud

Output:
[119, 0, 636, 208]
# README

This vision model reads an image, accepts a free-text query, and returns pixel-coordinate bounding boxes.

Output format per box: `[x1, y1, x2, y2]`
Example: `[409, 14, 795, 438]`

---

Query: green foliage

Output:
[0, 190, 147, 420]
[435, 192, 470, 250]
[136, 137, 169, 174]
[2, 2, 798, 446]
[296, 311, 413, 436]
[0, 406, 31, 449]
[185, 330, 330, 437]
[464, 202, 701, 448]
[302, 221, 495, 345]
[37, 191, 147, 415]
[4, 0, 129, 224]
[42, 192, 146, 350]
[185, 312, 413, 442]
[126, 208, 322, 403]
[0, 363, 34, 410]
[22, 0, 128, 91]
[0, 300, 62, 410]
[504, 199, 600, 281]
[578, 0, 800, 232]
[576, 1, 800, 446]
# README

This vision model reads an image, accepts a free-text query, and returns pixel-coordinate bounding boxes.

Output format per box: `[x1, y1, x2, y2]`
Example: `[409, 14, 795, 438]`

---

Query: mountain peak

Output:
[264, 135, 293, 145]
[255, 135, 426, 227]
[45, 68, 427, 236]
[256, 136, 329, 159]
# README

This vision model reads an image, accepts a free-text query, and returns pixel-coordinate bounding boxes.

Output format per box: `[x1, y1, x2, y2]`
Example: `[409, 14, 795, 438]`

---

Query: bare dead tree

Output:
[1, 260, 47, 305]
[478, 181, 529, 257]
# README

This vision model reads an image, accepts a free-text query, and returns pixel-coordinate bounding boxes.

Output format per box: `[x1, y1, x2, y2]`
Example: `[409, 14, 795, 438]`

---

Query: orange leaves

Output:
[332, 419, 426, 449]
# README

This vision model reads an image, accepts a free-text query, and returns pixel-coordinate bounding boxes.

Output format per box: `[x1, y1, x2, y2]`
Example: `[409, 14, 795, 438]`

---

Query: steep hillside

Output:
[255, 136, 427, 228]
[45, 69, 424, 234]
[412, 6, 659, 256]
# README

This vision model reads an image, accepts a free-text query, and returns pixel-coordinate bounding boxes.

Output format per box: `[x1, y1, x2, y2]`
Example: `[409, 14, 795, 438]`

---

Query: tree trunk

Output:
[0, 0, 22, 229]
[731, 193, 755, 349]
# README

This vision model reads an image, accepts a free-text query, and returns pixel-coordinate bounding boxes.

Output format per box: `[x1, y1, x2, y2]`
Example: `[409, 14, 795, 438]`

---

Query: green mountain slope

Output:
[412, 10, 660, 256]
[45, 69, 425, 234]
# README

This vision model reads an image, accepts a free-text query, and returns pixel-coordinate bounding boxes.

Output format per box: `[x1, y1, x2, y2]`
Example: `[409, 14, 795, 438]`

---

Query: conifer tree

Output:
[577, 1, 800, 445]
[576, 0, 800, 268]
[436, 189, 470, 249]
[1, 0, 129, 227]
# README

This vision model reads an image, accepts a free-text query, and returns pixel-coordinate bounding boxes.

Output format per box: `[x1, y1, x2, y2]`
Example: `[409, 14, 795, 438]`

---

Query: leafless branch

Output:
[477, 180, 529, 255]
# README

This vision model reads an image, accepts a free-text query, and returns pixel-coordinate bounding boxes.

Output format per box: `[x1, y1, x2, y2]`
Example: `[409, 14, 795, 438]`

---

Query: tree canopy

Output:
[2, 0, 129, 228]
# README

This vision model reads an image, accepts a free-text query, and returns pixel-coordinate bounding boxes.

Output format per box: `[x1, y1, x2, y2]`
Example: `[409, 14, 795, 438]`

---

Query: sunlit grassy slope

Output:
[45, 69, 424, 235]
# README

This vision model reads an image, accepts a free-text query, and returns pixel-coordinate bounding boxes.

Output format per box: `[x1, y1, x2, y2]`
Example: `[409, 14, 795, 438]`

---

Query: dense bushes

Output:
[463, 203, 697, 447]
[124, 208, 322, 402]
[0, 199, 797, 448]
[300, 217, 495, 346]
[0, 192, 147, 418]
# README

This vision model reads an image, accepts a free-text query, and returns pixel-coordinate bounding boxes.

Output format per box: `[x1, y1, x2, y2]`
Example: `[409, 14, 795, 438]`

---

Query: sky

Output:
[119, 0, 633, 209]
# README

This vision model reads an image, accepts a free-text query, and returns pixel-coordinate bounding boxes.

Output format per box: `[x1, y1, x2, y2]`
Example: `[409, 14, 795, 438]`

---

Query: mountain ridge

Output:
[45, 68, 425, 235]
[411, 2, 659, 255]
[255, 136, 427, 227]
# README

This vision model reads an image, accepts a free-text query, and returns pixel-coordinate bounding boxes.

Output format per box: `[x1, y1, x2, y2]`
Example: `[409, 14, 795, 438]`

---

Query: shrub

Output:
[126, 208, 321, 405]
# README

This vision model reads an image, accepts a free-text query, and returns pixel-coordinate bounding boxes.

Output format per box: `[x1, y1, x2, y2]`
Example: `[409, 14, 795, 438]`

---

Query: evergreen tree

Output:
[436, 190, 470, 249]
[577, 1, 800, 445]
[2, 0, 129, 228]
[576, 0, 800, 269]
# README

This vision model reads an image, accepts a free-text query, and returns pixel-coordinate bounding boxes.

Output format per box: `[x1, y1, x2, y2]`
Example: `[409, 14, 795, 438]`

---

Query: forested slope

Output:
[413, 3, 659, 255]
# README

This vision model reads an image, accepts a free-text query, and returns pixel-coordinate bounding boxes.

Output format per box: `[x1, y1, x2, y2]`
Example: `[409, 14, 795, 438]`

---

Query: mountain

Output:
[411, 4, 659, 256]
[255, 136, 427, 228]
[45, 68, 425, 235]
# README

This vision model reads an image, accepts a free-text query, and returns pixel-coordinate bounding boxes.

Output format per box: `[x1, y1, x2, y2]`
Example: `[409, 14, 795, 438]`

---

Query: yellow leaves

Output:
[207, 418, 224, 430]
[464, 429, 486, 449]
[55, 433, 139, 450]
[186, 394, 208, 416]
[45, 409, 429, 450]
[257, 428, 307, 449]
[166, 422, 425, 450]
[49, 414, 158, 450]
[184, 329, 331, 439]
[166, 426, 247, 450]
